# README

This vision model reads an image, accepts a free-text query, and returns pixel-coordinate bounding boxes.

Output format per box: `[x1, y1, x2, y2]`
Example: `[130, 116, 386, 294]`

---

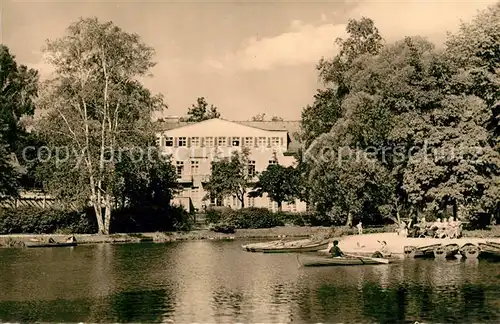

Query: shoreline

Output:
[1, 225, 499, 248]
[0, 226, 337, 248]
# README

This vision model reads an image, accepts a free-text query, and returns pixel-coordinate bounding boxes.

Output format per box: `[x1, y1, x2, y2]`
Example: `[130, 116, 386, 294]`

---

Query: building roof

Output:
[155, 118, 302, 153]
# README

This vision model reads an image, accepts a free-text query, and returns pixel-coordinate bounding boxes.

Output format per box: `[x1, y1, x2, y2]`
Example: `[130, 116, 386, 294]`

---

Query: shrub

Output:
[207, 207, 284, 230]
[111, 205, 192, 233]
[230, 207, 284, 229]
[0, 207, 97, 234]
[278, 212, 336, 227]
[465, 212, 492, 230]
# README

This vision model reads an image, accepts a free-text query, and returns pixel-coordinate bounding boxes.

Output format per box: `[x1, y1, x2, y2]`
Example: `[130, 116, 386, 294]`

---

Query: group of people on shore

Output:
[398, 216, 462, 239]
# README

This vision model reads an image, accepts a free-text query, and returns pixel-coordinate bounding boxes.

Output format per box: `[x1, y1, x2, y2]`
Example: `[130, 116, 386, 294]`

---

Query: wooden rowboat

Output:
[478, 242, 500, 260]
[25, 241, 77, 248]
[434, 243, 460, 260]
[298, 254, 390, 267]
[242, 239, 329, 253]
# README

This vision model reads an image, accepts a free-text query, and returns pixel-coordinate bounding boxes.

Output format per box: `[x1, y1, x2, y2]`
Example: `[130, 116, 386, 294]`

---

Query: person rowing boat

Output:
[329, 240, 344, 258]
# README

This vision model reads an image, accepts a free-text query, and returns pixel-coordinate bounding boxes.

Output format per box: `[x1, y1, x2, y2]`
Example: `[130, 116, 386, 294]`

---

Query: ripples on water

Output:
[0, 241, 499, 323]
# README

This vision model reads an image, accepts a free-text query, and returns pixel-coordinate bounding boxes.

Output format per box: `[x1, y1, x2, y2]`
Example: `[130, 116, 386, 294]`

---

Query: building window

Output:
[269, 160, 277, 166]
[190, 160, 200, 175]
[232, 137, 240, 146]
[165, 137, 174, 147]
[191, 187, 199, 198]
[271, 137, 280, 147]
[205, 137, 214, 147]
[258, 137, 266, 147]
[268, 200, 277, 212]
[191, 137, 200, 147]
[244, 137, 253, 147]
[217, 137, 227, 146]
[178, 137, 187, 147]
[248, 160, 256, 177]
[176, 161, 184, 178]
[248, 197, 255, 207]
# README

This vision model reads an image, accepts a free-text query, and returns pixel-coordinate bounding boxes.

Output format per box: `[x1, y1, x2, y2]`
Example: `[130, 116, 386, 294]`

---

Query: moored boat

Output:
[242, 239, 329, 253]
[478, 242, 500, 260]
[433, 243, 460, 260]
[404, 243, 441, 259]
[25, 241, 77, 248]
[298, 254, 390, 267]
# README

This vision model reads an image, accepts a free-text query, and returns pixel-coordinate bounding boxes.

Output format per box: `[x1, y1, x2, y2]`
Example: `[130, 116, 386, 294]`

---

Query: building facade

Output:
[156, 118, 307, 213]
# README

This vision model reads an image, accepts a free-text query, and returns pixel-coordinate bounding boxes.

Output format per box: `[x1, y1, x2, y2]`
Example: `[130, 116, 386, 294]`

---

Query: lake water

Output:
[1, 240, 499, 323]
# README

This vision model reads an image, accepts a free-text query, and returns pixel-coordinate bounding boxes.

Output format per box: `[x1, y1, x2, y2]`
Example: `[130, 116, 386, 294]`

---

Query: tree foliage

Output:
[0, 45, 39, 151]
[0, 45, 39, 196]
[205, 147, 251, 207]
[300, 8, 500, 225]
[35, 17, 168, 234]
[249, 164, 299, 211]
[182, 97, 220, 122]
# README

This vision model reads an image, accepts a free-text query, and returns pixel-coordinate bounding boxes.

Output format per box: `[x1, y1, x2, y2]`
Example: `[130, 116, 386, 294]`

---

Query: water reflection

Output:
[0, 242, 499, 322]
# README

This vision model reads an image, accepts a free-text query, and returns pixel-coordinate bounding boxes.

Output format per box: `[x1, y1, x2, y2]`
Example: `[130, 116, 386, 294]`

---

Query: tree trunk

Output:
[345, 211, 353, 227]
[395, 199, 401, 226]
[103, 193, 112, 234]
[277, 201, 282, 212]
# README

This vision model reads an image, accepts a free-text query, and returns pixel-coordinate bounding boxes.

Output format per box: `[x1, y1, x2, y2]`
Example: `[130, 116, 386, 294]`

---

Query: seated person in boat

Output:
[329, 240, 344, 257]
[372, 240, 391, 258]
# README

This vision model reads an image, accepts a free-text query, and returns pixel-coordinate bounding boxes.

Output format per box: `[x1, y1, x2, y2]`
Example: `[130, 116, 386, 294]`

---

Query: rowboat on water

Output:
[297, 254, 390, 267]
[24, 241, 77, 248]
[434, 243, 460, 259]
[478, 242, 500, 260]
[242, 239, 329, 253]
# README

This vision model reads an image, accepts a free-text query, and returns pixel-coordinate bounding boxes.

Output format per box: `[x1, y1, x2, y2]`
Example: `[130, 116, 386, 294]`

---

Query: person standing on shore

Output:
[356, 222, 363, 235]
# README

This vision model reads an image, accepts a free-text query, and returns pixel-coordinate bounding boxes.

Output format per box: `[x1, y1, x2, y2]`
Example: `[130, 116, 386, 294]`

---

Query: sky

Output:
[1, 0, 496, 121]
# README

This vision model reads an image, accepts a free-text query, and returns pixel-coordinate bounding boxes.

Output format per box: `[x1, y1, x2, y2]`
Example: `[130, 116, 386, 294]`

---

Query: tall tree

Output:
[318, 17, 383, 98]
[0, 45, 39, 152]
[36, 17, 166, 234]
[205, 147, 250, 208]
[249, 164, 299, 212]
[182, 97, 220, 122]
[0, 45, 39, 196]
[299, 88, 342, 149]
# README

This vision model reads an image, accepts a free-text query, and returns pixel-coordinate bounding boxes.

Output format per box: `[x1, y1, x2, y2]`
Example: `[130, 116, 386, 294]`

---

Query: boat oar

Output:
[345, 253, 389, 264]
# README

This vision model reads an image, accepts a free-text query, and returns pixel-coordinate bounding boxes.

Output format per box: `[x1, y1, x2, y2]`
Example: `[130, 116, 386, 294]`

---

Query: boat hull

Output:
[243, 239, 329, 253]
[25, 242, 77, 248]
[299, 255, 389, 267]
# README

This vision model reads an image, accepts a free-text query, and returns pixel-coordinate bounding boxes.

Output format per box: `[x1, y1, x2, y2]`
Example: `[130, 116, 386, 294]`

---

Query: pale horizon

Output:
[2, 0, 496, 121]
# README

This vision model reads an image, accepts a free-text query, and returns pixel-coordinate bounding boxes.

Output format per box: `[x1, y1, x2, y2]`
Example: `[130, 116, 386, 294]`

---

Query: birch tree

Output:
[36, 17, 165, 234]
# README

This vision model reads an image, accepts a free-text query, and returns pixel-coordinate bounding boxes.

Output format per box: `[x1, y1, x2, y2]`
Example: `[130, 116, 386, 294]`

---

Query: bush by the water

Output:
[207, 207, 284, 231]
[0, 205, 192, 235]
[110, 205, 192, 233]
[0, 207, 97, 234]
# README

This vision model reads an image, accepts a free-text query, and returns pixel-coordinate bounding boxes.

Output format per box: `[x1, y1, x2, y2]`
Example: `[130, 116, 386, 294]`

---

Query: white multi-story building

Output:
[156, 117, 307, 213]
